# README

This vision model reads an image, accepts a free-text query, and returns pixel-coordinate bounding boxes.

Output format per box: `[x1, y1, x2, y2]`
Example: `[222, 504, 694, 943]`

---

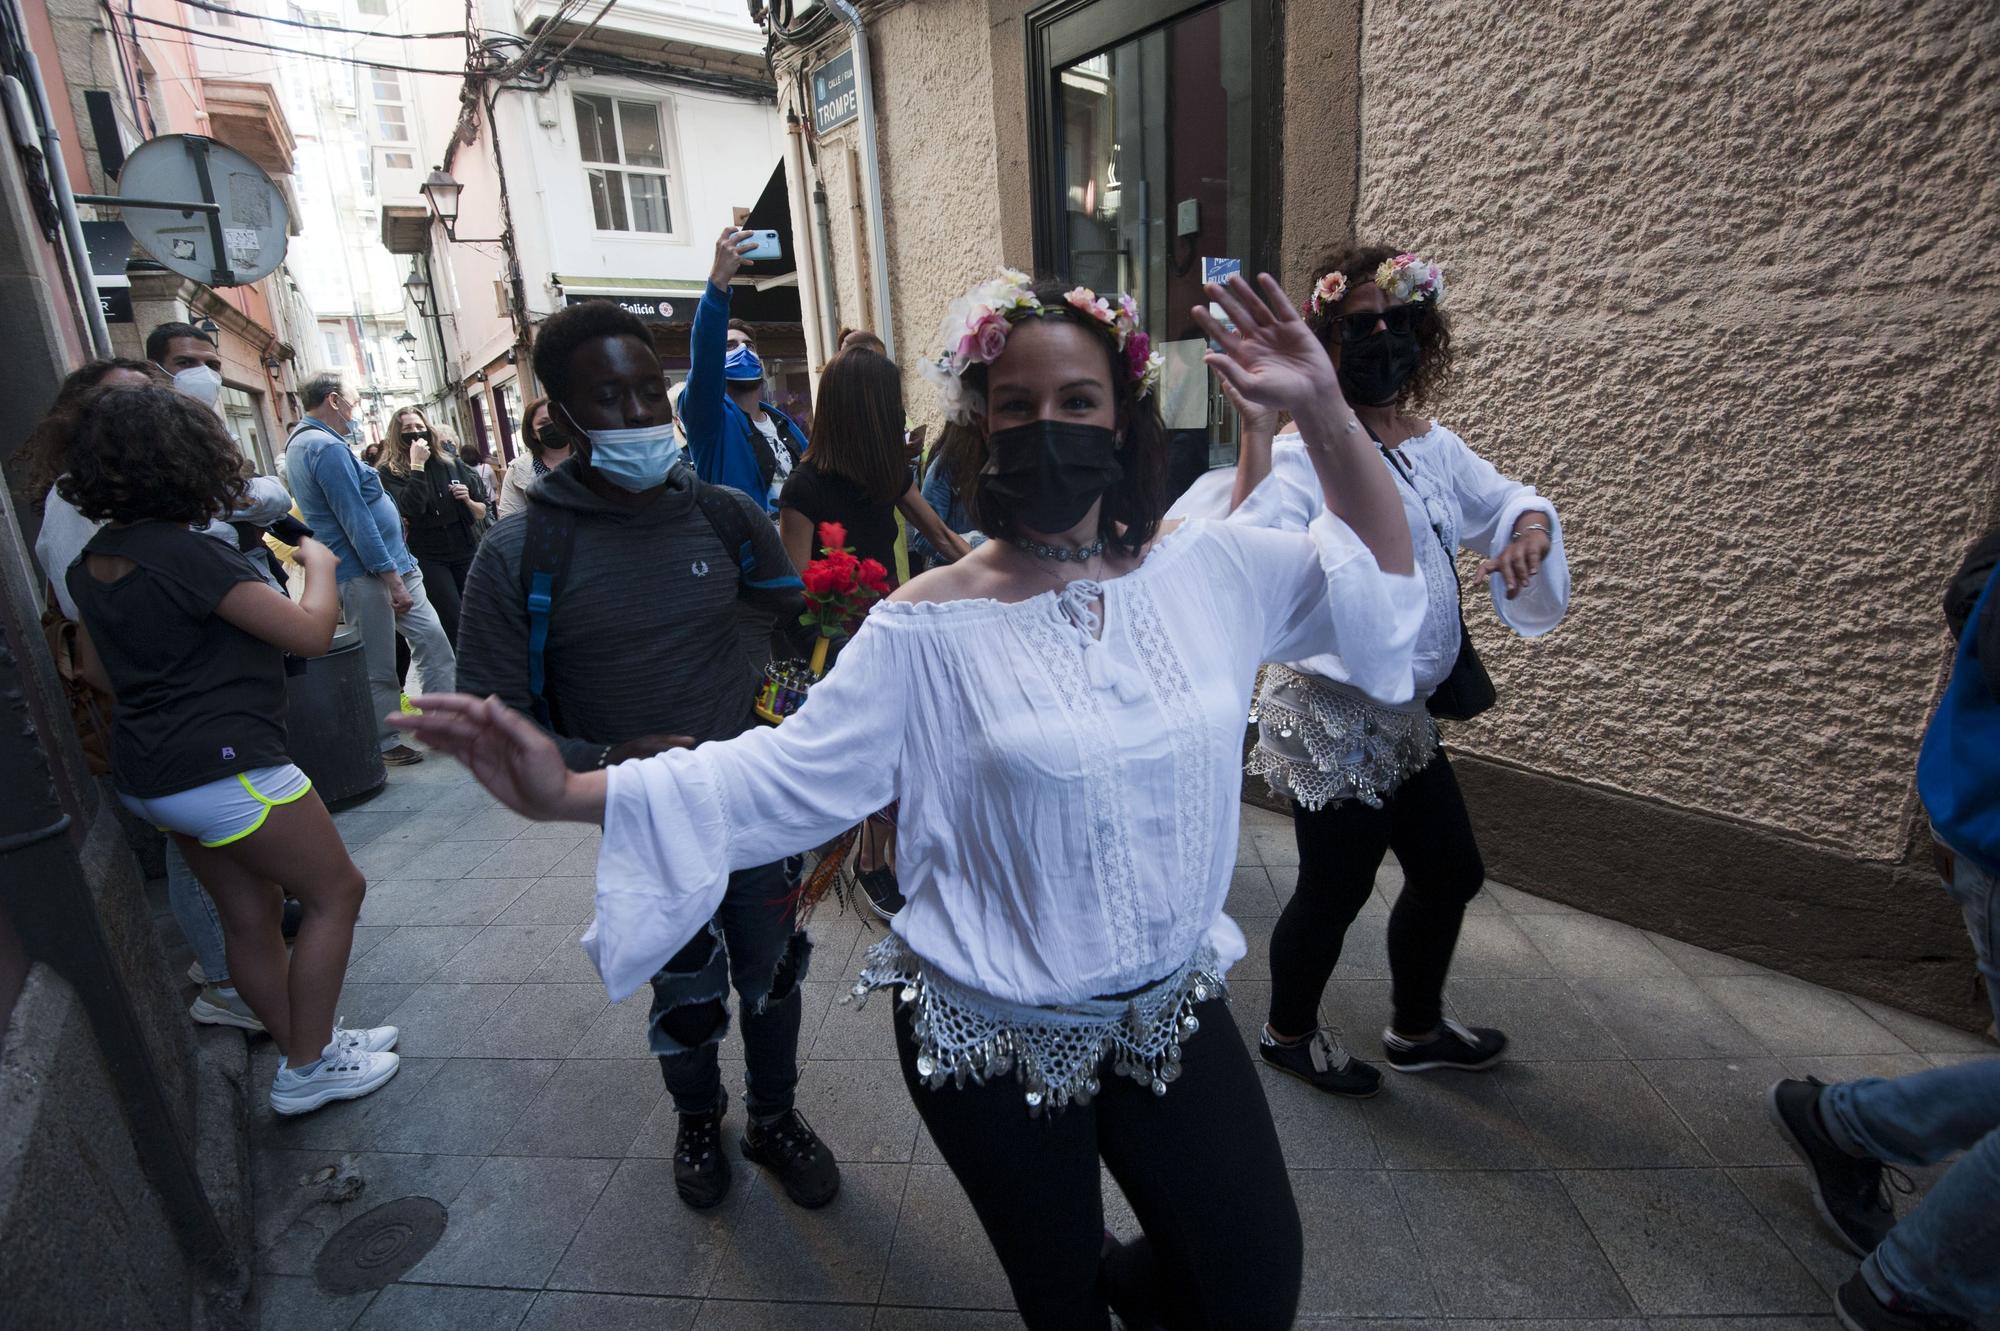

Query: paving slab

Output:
[1502, 1061, 1709, 1168]
[364, 1058, 562, 1155]
[404, 1155, 617, 1288]
[456, 983, 608, 1059]
[703, 1161, 906, 1303]
[1697, 974, 1911, 1057]
[1446, 977, 1625, 1060]
[548, 1158, 734, 1298]
[378, 982, 519, 1059]
[497, 1058, 666, 1158]
[1289, 1169, 1439, 1318]
[518, 1291, 699, 1331]
[251, 1148, 483, 1276]
[1631, 1058, 1796, 1166]
[1559, 1168, 1826, 1315]
[353, 1283, 534, 1331]
[1392, 1169, 1635, 1317]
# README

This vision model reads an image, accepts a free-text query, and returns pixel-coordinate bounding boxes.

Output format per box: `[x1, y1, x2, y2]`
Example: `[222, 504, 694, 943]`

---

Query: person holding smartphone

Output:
[62, 383, 398, 1116]
[376, 405, 488, 644]
[681, 227, 810, 516]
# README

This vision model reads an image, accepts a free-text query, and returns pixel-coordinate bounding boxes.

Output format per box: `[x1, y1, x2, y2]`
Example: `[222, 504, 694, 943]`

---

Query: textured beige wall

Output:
[1279, 0, 1363, 293]
[1355, 0, 2000, 859]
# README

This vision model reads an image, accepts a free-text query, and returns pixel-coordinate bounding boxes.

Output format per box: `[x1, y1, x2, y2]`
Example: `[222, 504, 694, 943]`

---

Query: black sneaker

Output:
[1259, 1026, 1382, 1098]
[1382, 1018, 1507, 1073]
[1768, 1077, 1898, 1256]
[381, 744, 425, 767]
[856, 865, 905, 920]
[1835, 1271, 1971, 1331]
[741, 1108, 840, 1208]
[673, 1087, 732, 1210]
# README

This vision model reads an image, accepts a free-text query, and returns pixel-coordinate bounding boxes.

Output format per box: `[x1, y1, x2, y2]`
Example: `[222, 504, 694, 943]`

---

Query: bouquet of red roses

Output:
[799, 521, 891, 658]
[757, 523, 892, 725]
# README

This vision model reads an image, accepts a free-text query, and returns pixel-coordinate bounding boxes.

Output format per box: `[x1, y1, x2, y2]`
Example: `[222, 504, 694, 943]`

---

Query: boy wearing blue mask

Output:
[453, 298, 836, 1215]
[681, 227, 810, 515]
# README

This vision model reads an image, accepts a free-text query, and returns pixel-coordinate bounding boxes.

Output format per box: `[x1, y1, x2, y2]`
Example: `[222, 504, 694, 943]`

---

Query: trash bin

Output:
[285, 623, 385, 806]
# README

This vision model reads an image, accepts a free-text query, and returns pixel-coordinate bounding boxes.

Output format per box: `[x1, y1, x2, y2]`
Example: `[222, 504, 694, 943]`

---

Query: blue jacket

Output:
[284, 417, 417, 583]
[682, 281, 808, 514]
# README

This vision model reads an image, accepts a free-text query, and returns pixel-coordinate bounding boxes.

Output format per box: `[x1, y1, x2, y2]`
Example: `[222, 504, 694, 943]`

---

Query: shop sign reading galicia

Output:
[811, 50, 859, 134]
[562, 294, 689, 324]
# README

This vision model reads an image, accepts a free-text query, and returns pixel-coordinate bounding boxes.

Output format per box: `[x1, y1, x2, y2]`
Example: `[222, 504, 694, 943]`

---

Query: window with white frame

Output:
[573, 92, 679, 235]
[382, 150, 414, 169]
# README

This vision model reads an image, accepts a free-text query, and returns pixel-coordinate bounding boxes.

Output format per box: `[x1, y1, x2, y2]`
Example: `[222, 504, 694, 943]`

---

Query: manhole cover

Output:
[312, 1196, 449, 1294]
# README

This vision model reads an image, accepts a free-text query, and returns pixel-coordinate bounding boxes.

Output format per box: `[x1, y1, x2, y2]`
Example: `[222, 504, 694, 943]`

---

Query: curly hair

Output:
[531, 300, 655, 406]
[941, 278, 1167, 557]
[56, 384, 248, 525]
[379, 404, 435, 476]
[1305, 243, 1457, 413]
[23, 359, 171, 510]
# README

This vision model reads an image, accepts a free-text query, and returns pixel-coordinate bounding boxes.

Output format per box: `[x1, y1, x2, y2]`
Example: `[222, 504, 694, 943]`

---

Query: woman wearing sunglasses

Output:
[1228, 244, 1571, 1096]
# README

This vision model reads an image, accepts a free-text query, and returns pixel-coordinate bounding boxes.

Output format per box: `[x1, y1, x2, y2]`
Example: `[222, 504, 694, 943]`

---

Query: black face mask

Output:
[1336, 328, 1421, 406]
[405, 429, 431, 442]
[981, 421, 1124, 536]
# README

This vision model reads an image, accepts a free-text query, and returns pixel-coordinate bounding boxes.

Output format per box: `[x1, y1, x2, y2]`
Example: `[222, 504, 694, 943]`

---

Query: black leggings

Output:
[415, 553, 472, 645]
[895, 997, 1302, 1331]
[1267, 749, 1486, 1038]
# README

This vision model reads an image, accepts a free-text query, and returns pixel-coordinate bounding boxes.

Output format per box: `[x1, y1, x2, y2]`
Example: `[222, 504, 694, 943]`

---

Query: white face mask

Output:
[173, 365, 224, 409]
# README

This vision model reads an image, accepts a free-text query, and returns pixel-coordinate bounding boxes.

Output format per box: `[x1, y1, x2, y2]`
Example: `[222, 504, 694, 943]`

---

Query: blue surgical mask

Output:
[574, 419, 682, 491]
[723, 344, 764, 383]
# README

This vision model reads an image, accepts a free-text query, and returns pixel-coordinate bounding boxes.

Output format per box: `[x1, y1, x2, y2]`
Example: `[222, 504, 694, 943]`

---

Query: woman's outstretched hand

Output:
[388, 695, 605, 824]
[1192, 273, 1344, 423]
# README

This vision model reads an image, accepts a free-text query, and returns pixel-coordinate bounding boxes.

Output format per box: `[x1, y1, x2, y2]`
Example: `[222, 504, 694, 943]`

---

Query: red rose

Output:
[857, 558, 891, 595]
[802, 563, 839, 598]
[818, 521, 848, 552]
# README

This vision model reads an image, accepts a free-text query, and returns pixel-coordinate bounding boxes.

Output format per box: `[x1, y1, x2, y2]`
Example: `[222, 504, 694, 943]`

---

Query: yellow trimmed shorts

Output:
[119, 764, 313, 848]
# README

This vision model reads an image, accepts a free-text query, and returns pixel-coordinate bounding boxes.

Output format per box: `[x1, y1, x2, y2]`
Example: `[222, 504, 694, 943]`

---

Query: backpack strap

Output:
[518, 500, 579, 729]
[691, 480, 774, 591]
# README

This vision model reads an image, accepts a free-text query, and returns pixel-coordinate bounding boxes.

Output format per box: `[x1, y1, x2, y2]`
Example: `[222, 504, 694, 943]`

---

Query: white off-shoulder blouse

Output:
[1231, 426, 1570, 696]
[586, 516, 1424, 1006]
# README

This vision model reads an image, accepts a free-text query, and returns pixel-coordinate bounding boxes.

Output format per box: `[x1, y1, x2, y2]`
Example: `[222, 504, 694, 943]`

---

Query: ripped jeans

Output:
[648, 859, 808, 1119]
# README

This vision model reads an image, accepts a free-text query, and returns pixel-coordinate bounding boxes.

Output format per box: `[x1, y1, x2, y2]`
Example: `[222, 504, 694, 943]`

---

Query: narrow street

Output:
[158, 760, 1991, 1330]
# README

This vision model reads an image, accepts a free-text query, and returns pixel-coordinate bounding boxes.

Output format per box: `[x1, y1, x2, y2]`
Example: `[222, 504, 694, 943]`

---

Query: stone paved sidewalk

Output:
[151, 758, 1996, 1330]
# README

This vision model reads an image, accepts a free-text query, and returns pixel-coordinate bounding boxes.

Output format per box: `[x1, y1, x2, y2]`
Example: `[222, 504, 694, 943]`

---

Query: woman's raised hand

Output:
[389, 695, 600, 823]
[1192, 273, 1343, 422]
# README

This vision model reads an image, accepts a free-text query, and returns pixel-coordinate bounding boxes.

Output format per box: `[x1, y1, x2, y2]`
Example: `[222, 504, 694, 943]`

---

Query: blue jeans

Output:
[1820, 1058, 2000, 1320]
[1940, 844, 2000, 1033]
[647, 860, 807, 1119]
[165, 839, 230, 984]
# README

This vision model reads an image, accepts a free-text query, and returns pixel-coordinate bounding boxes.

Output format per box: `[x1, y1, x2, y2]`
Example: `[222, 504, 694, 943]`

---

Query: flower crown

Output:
[920, 269, 1166, 424]
[1375, 253, 1446, 308]
[1304, 253, 1448, 319]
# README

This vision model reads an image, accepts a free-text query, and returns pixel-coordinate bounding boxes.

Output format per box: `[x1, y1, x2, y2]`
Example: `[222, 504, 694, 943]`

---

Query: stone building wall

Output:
[1353, 0, 2000, 860]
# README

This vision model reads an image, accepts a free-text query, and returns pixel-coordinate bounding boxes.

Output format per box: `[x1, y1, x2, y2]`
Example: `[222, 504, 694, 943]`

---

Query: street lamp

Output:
[403, 270, 431, 317]
[421, 167, 462, 239]
[395, 329, 418, 352]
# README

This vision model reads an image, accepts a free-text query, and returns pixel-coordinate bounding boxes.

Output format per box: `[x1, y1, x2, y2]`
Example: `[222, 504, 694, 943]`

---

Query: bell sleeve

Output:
[1215, 516, 1426, 705]
[584, 618, 904, 999]
[1445, 435, 1570, 639]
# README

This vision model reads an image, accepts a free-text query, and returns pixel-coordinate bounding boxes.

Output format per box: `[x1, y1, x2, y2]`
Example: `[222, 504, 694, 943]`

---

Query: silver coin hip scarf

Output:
[1248, 664, 1439, 810]
[848, 933, 1226, 1115]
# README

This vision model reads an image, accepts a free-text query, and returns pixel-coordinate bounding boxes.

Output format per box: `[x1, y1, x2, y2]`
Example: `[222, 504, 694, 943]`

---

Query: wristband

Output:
[1513, 522, 1551, 542]
[594, 744, 614, 770]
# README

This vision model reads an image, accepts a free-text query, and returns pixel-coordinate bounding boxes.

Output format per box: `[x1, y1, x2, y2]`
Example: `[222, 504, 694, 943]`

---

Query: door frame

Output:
[1025, 0, 1282, 282]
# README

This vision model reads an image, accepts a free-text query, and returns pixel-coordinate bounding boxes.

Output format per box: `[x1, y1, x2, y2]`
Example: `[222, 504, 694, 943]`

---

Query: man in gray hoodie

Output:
[456, 299, 837, 1213]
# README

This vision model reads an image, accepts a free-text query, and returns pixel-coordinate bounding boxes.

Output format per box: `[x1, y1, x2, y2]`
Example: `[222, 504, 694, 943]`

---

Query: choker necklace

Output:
[1013, 535, 1106, 563]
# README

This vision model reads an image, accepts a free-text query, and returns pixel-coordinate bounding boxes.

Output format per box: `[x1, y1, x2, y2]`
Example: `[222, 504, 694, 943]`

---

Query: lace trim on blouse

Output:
[1123, 578, 1215, 960]
[850, 934, 1226, 1114]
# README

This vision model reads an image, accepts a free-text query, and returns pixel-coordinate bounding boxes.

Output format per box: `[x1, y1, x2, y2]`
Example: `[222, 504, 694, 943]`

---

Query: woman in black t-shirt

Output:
[377, 406, 487, 643]
[62, 385, 400, 1118]
[778, 348, 970, 586]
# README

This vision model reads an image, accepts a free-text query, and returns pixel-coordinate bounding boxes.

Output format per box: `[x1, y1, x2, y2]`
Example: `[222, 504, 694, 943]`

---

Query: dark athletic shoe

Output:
[742, 1108, 840, 1209]
[1382, 1018, 1507, 1073]
[856, 865, 905, 920]
[673, 1087, 732, 1210]
[381, 744, 425, 767]
[1835, 1271, 1971, 1331]
[1259, 1026, 1382, 1098]
[1768, 1077, 1898, 1256]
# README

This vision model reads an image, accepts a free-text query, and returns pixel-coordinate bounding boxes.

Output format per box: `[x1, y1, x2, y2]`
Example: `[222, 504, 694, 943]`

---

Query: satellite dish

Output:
[115, 134, 289, 287]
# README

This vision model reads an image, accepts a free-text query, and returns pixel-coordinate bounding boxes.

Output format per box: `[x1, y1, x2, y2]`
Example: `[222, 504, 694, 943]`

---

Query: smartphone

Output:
[740, 229, 782, 261]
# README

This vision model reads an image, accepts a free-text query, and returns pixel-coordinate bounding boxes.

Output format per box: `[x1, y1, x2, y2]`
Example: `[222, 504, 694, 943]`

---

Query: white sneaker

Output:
[187, 960, 214, 986]
[330, 1022, 399, 1055]
[269, 1047, 400, 1116]
[189, 987, 264, 1033]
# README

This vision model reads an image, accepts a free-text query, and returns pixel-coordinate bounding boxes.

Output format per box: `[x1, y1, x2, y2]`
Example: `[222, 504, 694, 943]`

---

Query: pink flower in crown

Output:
[1308, 271, 1349, 316]
[969, 310, 1011, 363]
[1124, 329, 1152, 382]
[1063, 286, 1117, 330]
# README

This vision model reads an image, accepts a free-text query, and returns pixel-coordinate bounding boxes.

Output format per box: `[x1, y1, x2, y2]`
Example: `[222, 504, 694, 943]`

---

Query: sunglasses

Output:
[1339, 304, 1427, 343]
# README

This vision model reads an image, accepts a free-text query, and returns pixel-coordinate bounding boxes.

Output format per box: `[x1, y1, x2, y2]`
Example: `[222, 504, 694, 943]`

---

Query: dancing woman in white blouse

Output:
[394, 272, 1422, 1330]
[1229, 245, 1571, 1096]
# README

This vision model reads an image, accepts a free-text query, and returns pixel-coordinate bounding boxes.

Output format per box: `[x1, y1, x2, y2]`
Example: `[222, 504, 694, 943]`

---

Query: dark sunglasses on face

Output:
[1340, 303, 1427, 343]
